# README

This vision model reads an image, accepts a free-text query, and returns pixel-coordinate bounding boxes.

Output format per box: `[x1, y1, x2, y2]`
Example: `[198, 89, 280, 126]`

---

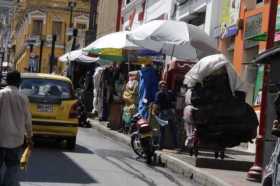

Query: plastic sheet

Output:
[183, 54, 247, 94]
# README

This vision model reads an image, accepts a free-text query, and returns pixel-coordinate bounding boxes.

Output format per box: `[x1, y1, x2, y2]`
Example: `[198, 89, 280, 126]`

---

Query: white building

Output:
[175, 0, 222, 37]
[121, 0, 174, 31]
[144, 0, 174, 22]
[0, 0, 16, 65]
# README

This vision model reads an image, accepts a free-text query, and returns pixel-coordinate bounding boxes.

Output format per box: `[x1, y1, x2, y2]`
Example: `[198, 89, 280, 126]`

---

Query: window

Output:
[126, 0, 131, 4]
[32, 19, 43, 36]
[76, 23, 87, 30]
[20, 79, 74, 100]
[52, 21, 62, 42]
[256, 0, 263, 4]
[188, 12, 206, 27]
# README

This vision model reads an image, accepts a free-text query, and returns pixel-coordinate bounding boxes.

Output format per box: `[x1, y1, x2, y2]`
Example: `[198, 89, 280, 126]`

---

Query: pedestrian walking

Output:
[154, 81, 177, 149]
[0, 71, 33, 186]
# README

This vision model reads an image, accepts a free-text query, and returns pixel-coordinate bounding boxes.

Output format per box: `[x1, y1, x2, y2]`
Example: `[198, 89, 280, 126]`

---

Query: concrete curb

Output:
[89, 119, 130, 146]
[89, 119, 230, 186]
[155, 151, 231, 186]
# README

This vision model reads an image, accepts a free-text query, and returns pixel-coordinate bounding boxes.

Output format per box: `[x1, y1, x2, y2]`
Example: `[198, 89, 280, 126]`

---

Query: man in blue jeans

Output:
[0, 71, 33, 186]
[154, 81, 177, 149]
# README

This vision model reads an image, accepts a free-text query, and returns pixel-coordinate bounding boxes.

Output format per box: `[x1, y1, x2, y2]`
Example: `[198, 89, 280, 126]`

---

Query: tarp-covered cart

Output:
[183, 54, 259, 159]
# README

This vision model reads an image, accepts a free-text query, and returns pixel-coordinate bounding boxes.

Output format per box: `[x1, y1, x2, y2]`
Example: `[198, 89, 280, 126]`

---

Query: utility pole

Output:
[247, 0, 278, 182]
[7, 43, 11, 71]
[0, 48, 4, 83]
[49, 34, 57, 74]
[71, 28, 78, 51]
[85, 0, 98, 45]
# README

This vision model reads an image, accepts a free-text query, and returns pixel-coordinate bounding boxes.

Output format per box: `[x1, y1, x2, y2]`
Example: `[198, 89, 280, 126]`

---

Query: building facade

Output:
[11, 0, 90, 73]
[96, 0, 121, 38]
[0, 0, 16, 65]
[218, 0, 271, 107]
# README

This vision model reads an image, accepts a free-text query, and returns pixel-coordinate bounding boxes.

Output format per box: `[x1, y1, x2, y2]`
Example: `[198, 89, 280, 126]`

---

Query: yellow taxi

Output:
[19, 73, 79, 150]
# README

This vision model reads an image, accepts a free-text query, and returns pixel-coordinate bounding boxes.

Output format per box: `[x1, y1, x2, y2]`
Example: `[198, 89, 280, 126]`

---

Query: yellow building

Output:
[11, 0, 90, 74]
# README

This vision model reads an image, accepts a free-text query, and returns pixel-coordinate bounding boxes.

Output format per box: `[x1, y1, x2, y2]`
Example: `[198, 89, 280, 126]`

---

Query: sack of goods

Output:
[184, 54, 259, 148]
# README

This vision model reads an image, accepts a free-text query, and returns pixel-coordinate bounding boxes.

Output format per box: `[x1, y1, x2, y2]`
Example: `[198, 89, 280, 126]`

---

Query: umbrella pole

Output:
[171, 45, 175, 57]
[164, 45, 176, 81]
[128, 57, 130, 72]
[127, 51, 131, 72]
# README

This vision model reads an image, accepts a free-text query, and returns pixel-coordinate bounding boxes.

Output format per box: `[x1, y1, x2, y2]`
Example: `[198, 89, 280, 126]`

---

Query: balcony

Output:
[27, 35, 40, 45]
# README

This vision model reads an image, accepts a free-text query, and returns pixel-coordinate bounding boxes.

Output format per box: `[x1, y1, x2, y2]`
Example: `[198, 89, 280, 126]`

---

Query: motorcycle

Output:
[130, 113, 160, 164]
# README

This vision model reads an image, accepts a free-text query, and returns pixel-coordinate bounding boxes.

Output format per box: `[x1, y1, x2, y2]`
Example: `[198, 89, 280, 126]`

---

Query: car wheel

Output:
[67, 137, 76, 150]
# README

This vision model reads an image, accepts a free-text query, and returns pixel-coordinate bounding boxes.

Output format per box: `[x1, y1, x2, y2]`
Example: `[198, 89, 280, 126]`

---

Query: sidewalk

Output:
[89, 119, 261, 186]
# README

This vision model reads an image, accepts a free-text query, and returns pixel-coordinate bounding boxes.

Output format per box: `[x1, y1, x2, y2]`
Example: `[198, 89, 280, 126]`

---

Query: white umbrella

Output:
[83, 31, 139, 53]
[127, 20, 219, 60]
[59, 49, 99, 63]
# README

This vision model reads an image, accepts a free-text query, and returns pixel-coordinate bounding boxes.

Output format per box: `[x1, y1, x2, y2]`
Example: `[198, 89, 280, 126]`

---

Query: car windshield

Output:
[20, 78, 74, 100]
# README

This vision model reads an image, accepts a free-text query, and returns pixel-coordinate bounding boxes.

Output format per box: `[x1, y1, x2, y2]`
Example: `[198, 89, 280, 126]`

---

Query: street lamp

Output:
[68, 0, 77, 29]
[39, 35, 46, 73]
[68, 0, 77, 41]
[7, 43, 12, 71]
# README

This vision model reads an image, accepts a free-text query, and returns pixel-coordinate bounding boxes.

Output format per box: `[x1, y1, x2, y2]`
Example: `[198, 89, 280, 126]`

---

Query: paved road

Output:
[20, 127, 196, 186]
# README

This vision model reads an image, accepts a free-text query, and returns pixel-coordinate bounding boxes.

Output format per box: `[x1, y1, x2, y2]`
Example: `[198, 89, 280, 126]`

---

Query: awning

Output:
[59, 49, 99, 63]
[252, 47, 280, 64]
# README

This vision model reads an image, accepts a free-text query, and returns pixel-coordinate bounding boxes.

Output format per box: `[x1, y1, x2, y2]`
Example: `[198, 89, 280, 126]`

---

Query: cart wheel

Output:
[214, 151, 219, 159]
[220, 151, 225, 160]
[194, 148, 199, 157]
[189, 148, 193, 156]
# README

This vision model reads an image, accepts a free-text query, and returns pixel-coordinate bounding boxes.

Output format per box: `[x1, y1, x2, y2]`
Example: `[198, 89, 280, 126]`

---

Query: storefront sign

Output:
[244, 13, 262, 48]
[275, 5, 280, 41]
[220, 0, 241, 27]
[221, 25, 238, 38]
[220, 0, 241, 38]
[247, 6, 280, 42]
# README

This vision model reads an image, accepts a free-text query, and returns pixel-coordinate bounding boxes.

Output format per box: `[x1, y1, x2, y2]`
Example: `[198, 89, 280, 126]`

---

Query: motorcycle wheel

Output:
[141, 137, 154, 164]
[131, 132, 146, 159]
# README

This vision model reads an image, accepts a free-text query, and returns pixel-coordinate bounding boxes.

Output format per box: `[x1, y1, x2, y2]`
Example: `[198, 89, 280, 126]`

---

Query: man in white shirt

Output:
[0, 71, 33, 186]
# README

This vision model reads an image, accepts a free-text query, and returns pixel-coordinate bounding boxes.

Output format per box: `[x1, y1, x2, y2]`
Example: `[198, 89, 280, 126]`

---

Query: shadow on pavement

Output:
[33, 139, 94, 154]
[19, 145, 97, 184]
[95, 148, 188, 186]
[74, 144, 95, 154]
